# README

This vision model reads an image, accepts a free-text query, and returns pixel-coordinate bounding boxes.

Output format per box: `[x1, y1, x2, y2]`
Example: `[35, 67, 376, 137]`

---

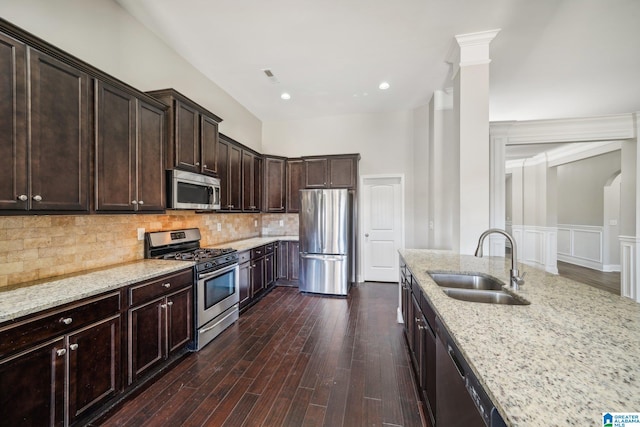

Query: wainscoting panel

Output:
[620, 236, 638, 302]
[557, 224, 604, 271]
[511, 225, 557, 274]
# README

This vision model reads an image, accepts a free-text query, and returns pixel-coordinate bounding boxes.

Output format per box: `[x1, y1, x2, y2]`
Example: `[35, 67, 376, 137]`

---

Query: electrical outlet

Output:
[137, 228, 145, 241]
[279, 220, 284, 227]
[217, 223, 222, 232]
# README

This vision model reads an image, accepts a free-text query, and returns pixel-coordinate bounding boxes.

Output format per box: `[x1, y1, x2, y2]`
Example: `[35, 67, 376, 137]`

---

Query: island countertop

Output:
[399, 249, 640, 427]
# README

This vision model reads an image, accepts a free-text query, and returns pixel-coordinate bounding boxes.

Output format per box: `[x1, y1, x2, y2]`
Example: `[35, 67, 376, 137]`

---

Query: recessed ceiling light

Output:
[378, 81, 390, 90]
[281, 92, 291, 100]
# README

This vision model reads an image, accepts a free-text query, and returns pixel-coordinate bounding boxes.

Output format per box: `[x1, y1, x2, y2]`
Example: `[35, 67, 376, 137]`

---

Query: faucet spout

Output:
[474, 228, 525, 290]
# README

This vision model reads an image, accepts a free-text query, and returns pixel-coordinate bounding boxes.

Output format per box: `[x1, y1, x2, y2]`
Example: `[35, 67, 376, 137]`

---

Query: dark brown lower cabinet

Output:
[128, 285, 192, 384]
[287, 241, 300, 282]
[0, 315, 120, 427]
[239, 258, 251, 307]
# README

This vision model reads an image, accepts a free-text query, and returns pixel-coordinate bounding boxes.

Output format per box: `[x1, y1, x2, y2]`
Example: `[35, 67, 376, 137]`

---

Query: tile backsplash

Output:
[0, 211, 297, 288]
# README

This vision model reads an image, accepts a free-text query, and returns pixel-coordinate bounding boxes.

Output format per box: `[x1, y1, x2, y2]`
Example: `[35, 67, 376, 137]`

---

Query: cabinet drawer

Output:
[251, 246, 265, 259]
[0, 292, 121, 358]
[265, 243, 274, 254]
[129, 269, 193, 307]
[238, 250, 251, 264]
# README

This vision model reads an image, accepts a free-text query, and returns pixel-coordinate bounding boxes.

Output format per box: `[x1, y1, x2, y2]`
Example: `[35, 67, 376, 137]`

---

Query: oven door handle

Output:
[198, 263, 238, 281]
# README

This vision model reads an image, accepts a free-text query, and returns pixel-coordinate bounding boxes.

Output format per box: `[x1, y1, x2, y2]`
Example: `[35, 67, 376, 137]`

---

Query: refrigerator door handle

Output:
[300, 253, 345, 262]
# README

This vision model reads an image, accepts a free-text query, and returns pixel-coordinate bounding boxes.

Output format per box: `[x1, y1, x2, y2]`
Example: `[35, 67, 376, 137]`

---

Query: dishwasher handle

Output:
[447, 344, 466, 378]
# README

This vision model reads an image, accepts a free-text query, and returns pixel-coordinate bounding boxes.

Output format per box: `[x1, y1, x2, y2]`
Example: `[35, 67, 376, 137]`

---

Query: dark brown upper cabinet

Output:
[0, 29, 90, 213]
[242, 149, 262, 212]
[218, 133, 242, 211]
[303, 154, 360, 190]
[95, 81, 166, 212]
[146, 89, 222, 176]
[286, 158, 304, 213]
[264, 156, 286, 213]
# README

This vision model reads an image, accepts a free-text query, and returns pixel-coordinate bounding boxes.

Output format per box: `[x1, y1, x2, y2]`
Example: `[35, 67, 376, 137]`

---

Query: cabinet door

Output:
[329, 156, 357, 188]
[29, 48, 89, 211]
[137, 101, 166, 211]
[239, 261, 251, 308]
[128, 298, 164, 384]
[95, 81, 136, 211]
[217, 138, 230, 209]
[167, 287, 193, 354]
[67, 315, 121, 424]
[0, 338, 65, 427]
[254, 155, 263, 212]
[242, 150, 258, 211]
[252, 256, 265, 295]
[265, 253, 275, 287]
[276, 241, 288, 280]
[286, 159, 304, 213]
[228, 143, 242, 210]
[174, 100, 200, 172]
[305, 158, 328, 188]
[287, 241, 300, 281]
[264, 157, 285, 212]
[200, 114, 218, 176]
[0, 32, 28, 211]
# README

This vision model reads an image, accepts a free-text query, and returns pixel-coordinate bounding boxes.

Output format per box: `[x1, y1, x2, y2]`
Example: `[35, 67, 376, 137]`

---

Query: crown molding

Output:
[446, 29, 500, 79]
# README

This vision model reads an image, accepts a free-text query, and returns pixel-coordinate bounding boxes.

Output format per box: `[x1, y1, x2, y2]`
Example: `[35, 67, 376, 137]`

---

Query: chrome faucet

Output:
[474, 229, 525, 290]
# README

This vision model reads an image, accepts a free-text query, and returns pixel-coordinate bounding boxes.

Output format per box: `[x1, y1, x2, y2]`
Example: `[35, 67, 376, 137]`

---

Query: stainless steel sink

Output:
[427, 272, 505, 291]
[441, 288, 530, 305]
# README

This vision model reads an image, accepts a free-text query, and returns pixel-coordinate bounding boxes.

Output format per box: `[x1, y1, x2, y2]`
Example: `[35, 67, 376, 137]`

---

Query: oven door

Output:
[197, 263, 239, 327]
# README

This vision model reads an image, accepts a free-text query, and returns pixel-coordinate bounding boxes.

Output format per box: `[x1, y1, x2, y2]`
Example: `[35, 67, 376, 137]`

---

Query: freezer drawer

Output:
[299, 253, 350, 296]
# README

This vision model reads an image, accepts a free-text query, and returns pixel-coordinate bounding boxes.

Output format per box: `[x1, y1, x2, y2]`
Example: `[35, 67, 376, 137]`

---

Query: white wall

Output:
[413, 104, 430, 248]
[262, 110, 416, 248]
[0, 0, 262, 149]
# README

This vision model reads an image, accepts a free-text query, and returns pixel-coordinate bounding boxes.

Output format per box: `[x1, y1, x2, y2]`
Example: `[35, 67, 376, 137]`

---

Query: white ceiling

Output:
[116, 0, 640, 122]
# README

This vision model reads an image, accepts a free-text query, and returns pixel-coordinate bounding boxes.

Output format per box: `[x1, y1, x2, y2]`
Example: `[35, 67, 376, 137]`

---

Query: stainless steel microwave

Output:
[167, 169, 221, 210]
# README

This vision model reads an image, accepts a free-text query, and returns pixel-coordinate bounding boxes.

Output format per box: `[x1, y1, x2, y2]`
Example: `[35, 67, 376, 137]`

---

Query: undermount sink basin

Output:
[441, 288, 530, 305]
[427, 272, 505, 291]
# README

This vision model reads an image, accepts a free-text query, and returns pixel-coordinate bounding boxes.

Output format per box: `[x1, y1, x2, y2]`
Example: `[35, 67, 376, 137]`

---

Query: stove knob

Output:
[205, 262, 213, 269]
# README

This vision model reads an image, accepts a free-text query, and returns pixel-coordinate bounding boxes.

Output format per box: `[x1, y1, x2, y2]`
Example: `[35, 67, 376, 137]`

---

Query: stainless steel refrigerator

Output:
[299, 189, 352, 296]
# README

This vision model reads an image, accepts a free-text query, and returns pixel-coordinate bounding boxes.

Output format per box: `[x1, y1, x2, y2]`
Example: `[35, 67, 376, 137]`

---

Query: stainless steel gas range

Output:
[145, 228, 239, 351]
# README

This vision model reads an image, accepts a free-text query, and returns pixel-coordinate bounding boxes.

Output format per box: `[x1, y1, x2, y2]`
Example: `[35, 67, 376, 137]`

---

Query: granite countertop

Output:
[0, 260, 193, 323]
[400, 249, 640, 427]
[217, 236, 298, 252]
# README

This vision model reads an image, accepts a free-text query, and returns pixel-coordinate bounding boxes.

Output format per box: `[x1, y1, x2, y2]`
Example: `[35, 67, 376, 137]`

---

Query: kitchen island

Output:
[400, 249, 640, 426]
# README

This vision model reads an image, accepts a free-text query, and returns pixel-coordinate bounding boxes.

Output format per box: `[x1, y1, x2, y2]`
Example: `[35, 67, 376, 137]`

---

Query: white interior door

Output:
[362, 176, 404, 282]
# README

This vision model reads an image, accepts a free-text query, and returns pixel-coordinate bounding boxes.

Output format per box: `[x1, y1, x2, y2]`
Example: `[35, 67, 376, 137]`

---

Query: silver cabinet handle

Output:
[132, 200, 138, 205]
[167, 301, 174, 306]
[33, 195, 42, 202]
[160, 303, 167, 309]
[69, 344, 79, 351]
[56, 348, 66, 357]
[203, 164, 207, 168]
[60, 317, 73, 325]
[162, 283, 171, 288]
[195, 162, 200, 166]
[138, 200, 144, 205]
[17, 194, 28, 201]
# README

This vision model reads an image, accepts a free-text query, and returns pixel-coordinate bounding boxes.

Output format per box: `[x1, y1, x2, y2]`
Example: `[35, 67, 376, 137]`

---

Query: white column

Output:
[449, 29, 500, 254]
[620, 113, 640, 301]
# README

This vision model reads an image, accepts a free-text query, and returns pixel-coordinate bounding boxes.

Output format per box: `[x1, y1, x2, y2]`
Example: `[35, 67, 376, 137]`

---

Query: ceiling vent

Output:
[262, 68, 280, 84]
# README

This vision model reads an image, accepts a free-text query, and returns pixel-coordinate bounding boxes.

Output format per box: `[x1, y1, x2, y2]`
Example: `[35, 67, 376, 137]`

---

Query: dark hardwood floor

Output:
[98, 283, 423, 427]
[557, 261, 620, 295]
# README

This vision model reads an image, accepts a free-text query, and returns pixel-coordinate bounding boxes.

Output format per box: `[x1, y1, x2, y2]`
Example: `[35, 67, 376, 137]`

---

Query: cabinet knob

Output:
[167, 301, 174, 306]
[132, 200, 138, 205]
[33, 195, 42, 202]
[56, 348, 66, 357]
[160, 303, 167, 309]
[60, 317, 73, 325]
[138, 200, 144, 205]
[203, 164, 207, 168]
[69, 343, 79, 351]
[17, 194, 28, 201]
[162, 283, 171, 288]
[195, 162, 200, 166]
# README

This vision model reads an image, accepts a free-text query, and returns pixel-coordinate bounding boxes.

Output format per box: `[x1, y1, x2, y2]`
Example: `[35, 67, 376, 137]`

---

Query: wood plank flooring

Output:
[97, 283, 423, 427]
[557, 261, 620, 295]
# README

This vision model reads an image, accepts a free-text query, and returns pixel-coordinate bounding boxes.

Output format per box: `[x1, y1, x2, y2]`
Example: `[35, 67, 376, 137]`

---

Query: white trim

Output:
[620, 236, 639, 302]
[511, 225, 558, 274]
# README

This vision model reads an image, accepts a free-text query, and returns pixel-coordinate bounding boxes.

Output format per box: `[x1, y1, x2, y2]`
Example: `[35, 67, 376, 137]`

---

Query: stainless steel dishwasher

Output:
[435, 317, 507, 427]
